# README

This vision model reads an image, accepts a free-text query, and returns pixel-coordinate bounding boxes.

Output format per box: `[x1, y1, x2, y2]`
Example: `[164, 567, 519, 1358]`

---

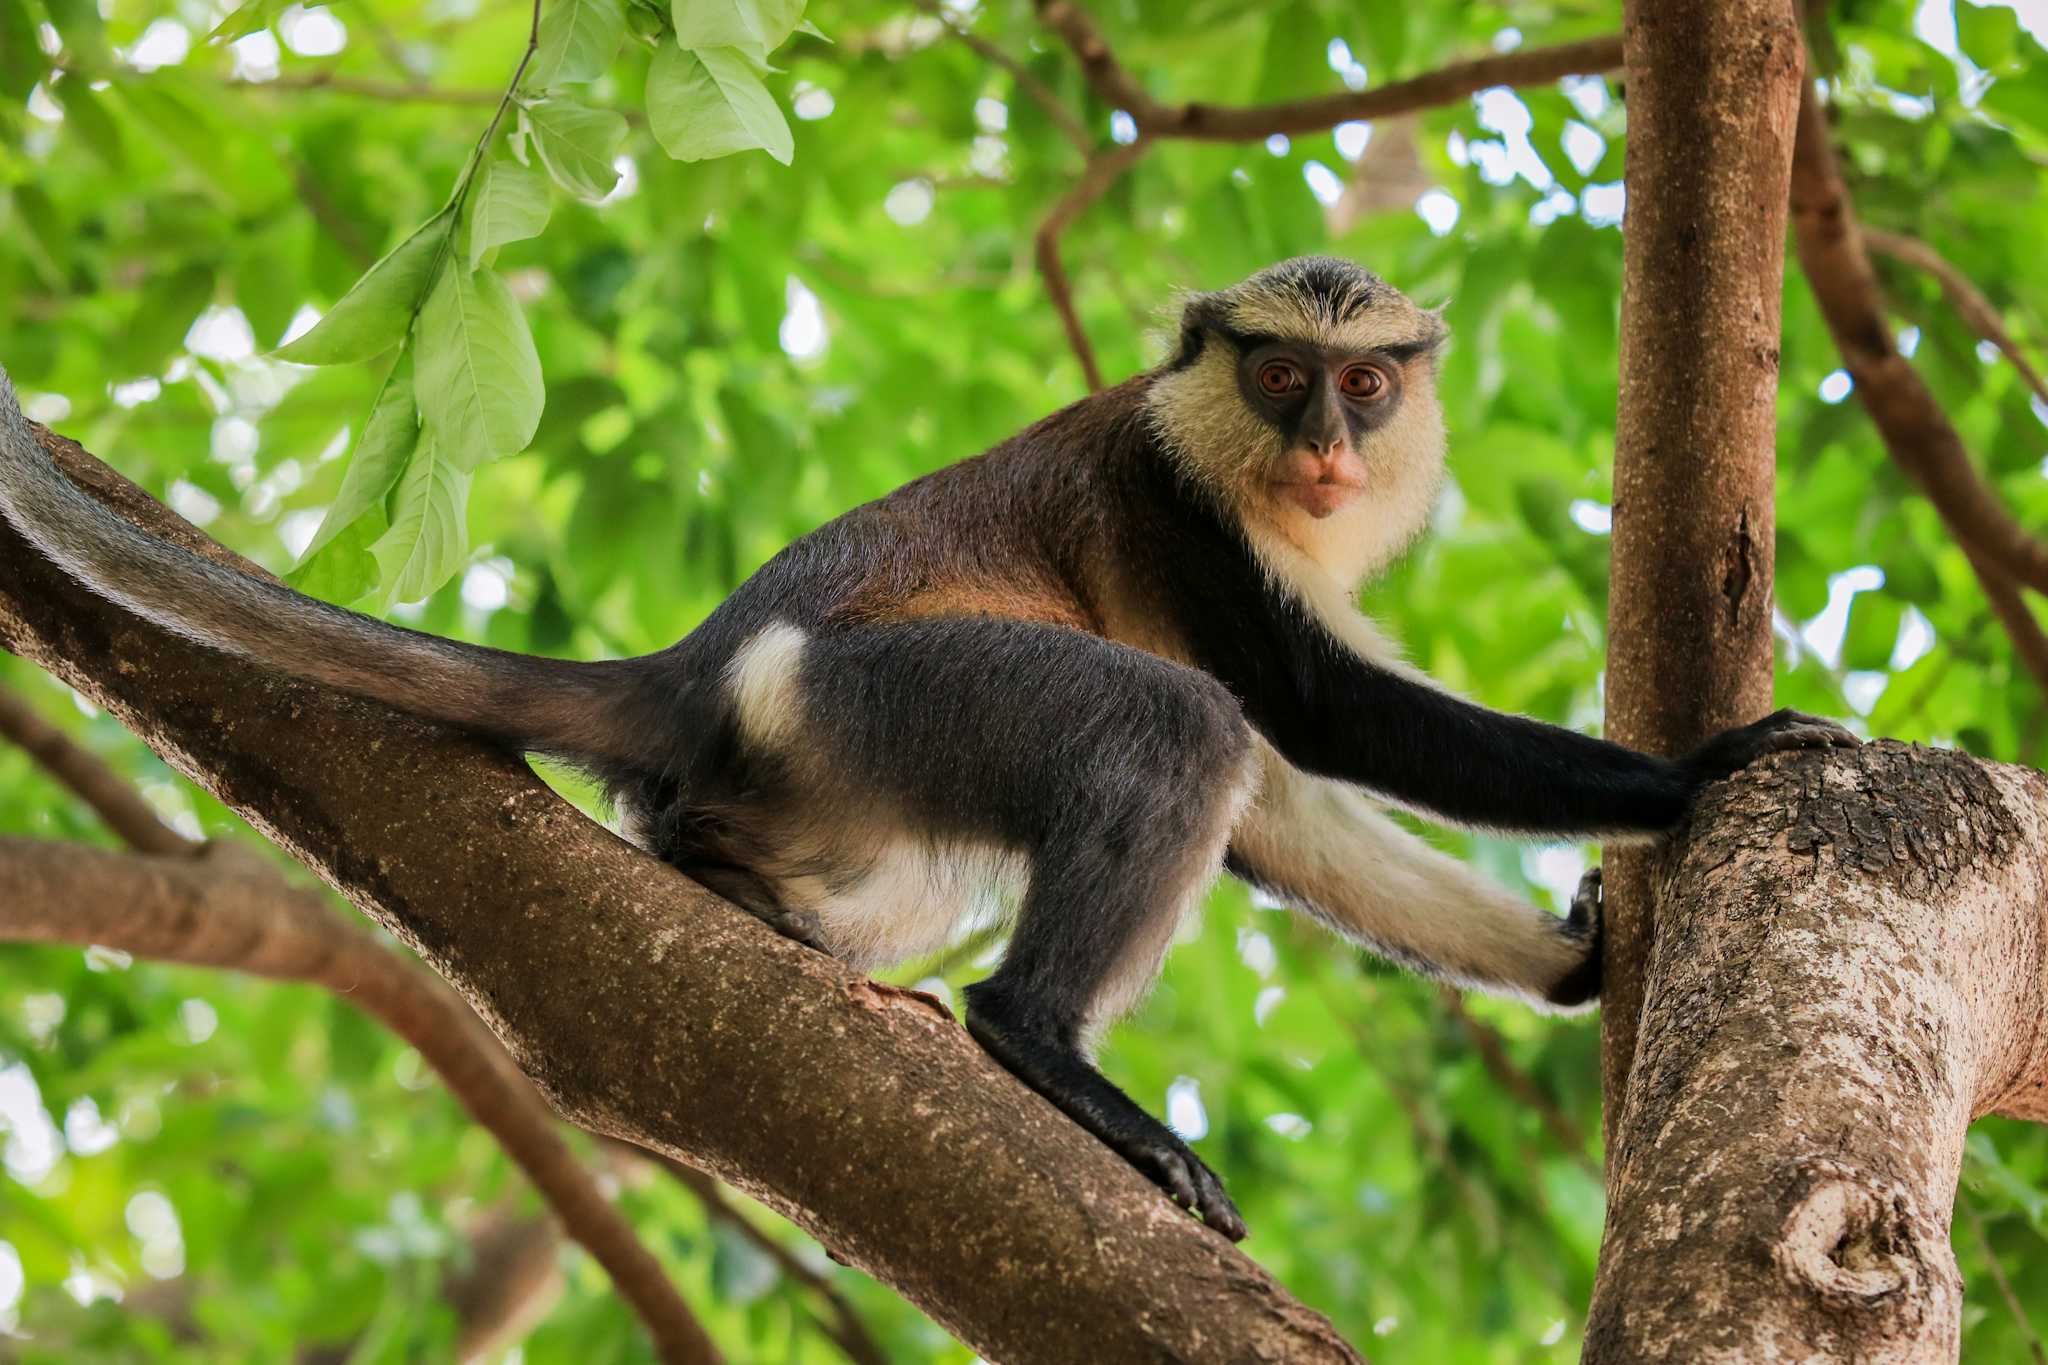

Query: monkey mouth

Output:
[1270, 479, 1365, 519]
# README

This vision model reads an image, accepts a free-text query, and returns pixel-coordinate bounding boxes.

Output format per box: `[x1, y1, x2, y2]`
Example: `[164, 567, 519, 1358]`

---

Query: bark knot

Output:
[1717, 504, 1755, 627]
[1772, 1158, 1943, 1326]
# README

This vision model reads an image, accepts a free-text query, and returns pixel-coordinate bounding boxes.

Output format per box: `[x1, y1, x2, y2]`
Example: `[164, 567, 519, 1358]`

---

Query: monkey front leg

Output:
[1228, 747, 1601, 1007]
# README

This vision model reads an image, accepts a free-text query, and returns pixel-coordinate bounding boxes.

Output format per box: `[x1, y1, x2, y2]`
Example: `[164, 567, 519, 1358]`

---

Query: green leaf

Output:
[206, 0, 293, 43]
[522, 98, 626, 200]
[43, 0, 110, 68]
[118, 264, 216, 375]
[464, 160, 552, 270]
[670, 0, 803, 56]
[370, 433, 470, 604]
[531, 0, 626, 86]
[1842, 591, 1905, 673]
[298, 351, 421, 565]
[647, 43, 793, 165]
[0, 0, 45, 103]
[51, 78, 123, 168]
[275, 213, 453, 365]
[9, 184, 68, 289]
[414, 263, 543, 472]
[286, 508, 383, 606]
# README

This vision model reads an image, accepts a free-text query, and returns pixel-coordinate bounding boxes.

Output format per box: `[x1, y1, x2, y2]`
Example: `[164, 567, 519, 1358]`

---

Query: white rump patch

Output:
[726, 621, 810, 751]
[791, 836, 1027, 970]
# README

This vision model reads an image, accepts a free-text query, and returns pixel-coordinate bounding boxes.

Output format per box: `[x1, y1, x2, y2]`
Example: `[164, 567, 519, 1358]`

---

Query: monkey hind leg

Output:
[768, 615, 1261, 1236]
[964, 740, 1258, 1240]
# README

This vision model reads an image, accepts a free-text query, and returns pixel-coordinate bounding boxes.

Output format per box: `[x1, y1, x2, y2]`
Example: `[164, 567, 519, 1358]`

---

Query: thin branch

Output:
[1862, 225, 2048, 412]
[1023, 4, 1622, 387]
[1962, 1197, 2048, 1365]
[638, 1152, 891, 1365]
[289, 159, 376, 269]
[0, 684, 191, 855]
[1312, 977, 1502, 1242]
[340, 0, 428, 84]
[1036, 2, 1621, 141]
[1437, 987, 1596, 1175]
[442, 1208, 568, 1365]
[1966, 548, 2048, 699]
[1789, 86, 2048, 599]
[295, 1205, 565, 1365]
[908, 0, 1092, 155]
[1034, 139, 1149, 390]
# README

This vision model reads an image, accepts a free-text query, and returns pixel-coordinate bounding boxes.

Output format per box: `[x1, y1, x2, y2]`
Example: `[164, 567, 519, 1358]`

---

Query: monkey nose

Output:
[1303, 429, 1349, 459]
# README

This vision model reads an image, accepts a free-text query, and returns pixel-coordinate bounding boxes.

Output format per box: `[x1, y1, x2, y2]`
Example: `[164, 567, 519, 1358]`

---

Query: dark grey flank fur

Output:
[0, 256, 1853, 1241]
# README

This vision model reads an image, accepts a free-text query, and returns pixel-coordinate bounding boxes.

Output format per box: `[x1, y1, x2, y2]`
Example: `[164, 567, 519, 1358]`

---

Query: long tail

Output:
[0, 365, 653, 765]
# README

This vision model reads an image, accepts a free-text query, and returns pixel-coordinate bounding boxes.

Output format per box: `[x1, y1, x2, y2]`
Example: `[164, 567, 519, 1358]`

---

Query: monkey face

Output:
[1232, 340, 1408, 519]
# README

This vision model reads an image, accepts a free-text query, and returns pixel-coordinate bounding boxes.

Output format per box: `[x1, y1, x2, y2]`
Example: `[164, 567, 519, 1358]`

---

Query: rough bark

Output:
[1602, 0, 1806, 1151]
[1583, 742, 2048, 1362]
[0, 423, 1362, 1365]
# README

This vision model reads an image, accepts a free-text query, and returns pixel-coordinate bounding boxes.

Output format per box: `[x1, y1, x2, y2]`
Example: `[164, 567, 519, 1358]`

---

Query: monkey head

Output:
[1146, 256, 1450, 585]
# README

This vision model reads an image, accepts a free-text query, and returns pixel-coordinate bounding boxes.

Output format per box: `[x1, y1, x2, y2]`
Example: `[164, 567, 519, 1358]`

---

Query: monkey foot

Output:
[964, 1000, 1249, 1241]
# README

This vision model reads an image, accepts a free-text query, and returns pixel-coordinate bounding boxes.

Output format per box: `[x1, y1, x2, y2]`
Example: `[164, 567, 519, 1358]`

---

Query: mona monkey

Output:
[0, 256, 1855, 1239]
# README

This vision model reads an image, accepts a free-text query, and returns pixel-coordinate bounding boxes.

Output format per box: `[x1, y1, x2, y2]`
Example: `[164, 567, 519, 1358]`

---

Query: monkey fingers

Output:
[1683, 708, 1861, 785]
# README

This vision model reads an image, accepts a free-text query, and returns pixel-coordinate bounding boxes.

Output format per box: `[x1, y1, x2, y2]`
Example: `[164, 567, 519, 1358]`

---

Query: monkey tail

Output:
[0, 365, 653, 766]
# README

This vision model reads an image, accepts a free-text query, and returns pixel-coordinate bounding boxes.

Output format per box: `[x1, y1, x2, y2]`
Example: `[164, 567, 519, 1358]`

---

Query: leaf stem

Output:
[407, 0, 546, 330]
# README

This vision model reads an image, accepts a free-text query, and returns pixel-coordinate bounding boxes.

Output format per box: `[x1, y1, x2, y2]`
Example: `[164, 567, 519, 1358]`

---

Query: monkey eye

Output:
[1338, 364, 1388, 400]
[1257, 361, 1305, 396]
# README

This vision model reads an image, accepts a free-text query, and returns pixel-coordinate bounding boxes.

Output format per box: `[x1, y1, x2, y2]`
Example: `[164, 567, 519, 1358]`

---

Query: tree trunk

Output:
[1582, 742, 2048, 1362]
[1601, 0, 1806, 1147]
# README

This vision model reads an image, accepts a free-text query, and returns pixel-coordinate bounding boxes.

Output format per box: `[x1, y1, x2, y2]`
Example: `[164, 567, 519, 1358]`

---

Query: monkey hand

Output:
[1680, 708, 1859, 786]
[1543, 867, 1603, 1008]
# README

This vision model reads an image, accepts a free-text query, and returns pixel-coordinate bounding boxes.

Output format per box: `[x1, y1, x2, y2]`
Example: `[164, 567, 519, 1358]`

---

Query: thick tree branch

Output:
[0, 422, 1362, 1363]
[1789, 88, 2048, 598]
[1584, 744, 2048, 1361]
[1035, 2, 1621, 141]
[2, 683, 883, 1361]
[1600, 0, 1805, 1154]
[0, 833, 721, 1365]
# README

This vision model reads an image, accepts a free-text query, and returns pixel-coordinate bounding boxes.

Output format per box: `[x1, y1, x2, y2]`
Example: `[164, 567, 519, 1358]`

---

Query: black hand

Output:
[1682, 708, 1859, 785]
[1545, 867, 1603, 1007]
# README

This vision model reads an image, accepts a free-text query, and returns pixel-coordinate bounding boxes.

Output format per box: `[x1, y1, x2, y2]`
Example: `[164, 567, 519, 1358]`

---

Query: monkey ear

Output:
[1419, 301, 1452, 351]
[1166, 293, 1225, 370]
